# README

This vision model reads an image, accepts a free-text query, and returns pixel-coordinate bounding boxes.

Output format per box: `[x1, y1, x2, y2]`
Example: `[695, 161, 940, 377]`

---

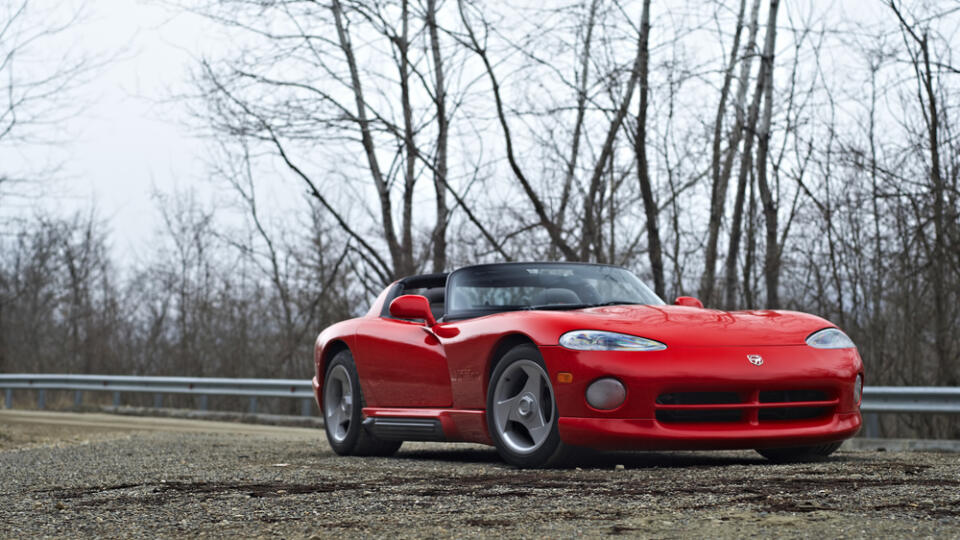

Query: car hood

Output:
[554, 304, 833, 347]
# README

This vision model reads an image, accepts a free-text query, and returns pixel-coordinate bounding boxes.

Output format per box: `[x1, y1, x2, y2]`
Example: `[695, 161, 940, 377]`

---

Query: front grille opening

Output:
[758, 389, 829, 403]
[656, 392, 741, 405]
[656, 409, 744, 423]
[758, 407, 830, 421]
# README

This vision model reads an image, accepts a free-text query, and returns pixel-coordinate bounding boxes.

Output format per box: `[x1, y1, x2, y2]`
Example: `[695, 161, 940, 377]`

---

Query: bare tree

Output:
[700, 0, 751, 306]
[0, 1, 95, 198]
[753, 0, 782, 308]
[889, 0, 958, 385]
[632, 0, 664, 297]
[722, 0, 776, 309]
[426, 0, 449, 273]
[184, 0, 482, 284]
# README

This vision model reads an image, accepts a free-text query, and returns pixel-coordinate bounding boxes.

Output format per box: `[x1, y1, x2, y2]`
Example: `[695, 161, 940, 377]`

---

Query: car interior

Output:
[381, 273, 448, 322]
[381, 268, 620, 323]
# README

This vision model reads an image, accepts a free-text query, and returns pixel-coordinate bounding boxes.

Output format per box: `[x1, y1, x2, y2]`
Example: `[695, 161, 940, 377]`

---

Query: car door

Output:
[354, 317, 453, 408]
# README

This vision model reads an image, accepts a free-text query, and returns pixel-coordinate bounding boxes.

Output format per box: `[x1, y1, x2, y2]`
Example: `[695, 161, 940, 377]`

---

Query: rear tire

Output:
[487, 344, 568, 468]
[756, 441, 842, 463]
[323, 349, 402, 457]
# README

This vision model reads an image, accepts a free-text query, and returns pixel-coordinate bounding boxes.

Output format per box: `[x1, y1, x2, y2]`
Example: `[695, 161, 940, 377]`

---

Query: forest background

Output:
[1, 0, 958, 437]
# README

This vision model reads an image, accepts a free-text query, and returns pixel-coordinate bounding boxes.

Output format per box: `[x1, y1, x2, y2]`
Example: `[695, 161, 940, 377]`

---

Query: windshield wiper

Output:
[524, 303, 595, 311]
[525, 300, 641, 311]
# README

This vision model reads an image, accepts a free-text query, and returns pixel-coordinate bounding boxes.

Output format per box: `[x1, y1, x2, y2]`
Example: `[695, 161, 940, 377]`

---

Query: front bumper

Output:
[541, 344, 863, 451]
[558, 412, 860, 450]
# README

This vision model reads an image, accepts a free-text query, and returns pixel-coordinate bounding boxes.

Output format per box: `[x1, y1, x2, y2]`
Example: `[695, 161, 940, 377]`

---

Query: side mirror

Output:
[674, 296, 704, 309]
[389, 294, 436, 326]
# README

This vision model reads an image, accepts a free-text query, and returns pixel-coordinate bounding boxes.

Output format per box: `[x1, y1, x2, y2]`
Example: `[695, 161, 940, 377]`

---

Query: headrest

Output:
[422, 287, 445, 304]
[531, 288, 580, 306]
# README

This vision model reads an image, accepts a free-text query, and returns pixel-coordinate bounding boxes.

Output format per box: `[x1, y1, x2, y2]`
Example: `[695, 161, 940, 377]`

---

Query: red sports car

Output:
[312, 262, 863, 467]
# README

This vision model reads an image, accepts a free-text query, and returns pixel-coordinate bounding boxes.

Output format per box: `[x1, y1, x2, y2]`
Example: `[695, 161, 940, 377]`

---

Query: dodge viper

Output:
[312, 262, 863, 467]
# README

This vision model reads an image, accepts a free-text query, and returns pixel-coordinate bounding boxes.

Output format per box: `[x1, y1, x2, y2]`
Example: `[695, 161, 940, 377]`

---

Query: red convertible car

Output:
[312, 262, 863, 467]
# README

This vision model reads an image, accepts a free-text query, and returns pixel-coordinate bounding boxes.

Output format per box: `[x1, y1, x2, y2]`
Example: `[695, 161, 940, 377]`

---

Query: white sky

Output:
[2, 0, 223, 253]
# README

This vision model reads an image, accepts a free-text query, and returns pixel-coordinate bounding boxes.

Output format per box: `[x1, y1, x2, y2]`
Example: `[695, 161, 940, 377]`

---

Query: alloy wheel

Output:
[491, 359, 556, 454]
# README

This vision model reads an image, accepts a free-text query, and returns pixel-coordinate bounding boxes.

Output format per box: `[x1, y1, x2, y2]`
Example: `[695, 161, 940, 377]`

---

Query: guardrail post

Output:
[37, 389, 46, 410]
[154, 393, 163, 409]
[113, 391, 120, 408]
[4, 389, 11, 409]
[864, 413, 880, 438]
[301, 398, 312, 417]
[199, 395, 208, 411]
[248, 396, 257, 414]
[74, 391, 83, 407]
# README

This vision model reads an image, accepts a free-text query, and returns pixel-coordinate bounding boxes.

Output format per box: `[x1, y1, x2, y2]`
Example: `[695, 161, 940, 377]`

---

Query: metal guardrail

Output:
[860, 386, 960, 413]
[1, 375, 957, 431]
[0, 374, 315, 416]
[860, 386, 960, 438]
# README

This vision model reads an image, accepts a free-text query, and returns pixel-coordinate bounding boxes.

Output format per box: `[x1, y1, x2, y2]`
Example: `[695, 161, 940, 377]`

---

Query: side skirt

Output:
[362, 417, 445, 441]
[361, 407, 493, 445]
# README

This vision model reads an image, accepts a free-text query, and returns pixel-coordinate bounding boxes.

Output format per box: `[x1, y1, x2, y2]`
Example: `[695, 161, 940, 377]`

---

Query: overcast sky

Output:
[0, 0, 937, 261]
[2, 0, 224, 255]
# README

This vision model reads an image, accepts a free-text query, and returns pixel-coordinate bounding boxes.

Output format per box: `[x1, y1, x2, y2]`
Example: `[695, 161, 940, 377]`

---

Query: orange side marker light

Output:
[557, 372, 573, 384]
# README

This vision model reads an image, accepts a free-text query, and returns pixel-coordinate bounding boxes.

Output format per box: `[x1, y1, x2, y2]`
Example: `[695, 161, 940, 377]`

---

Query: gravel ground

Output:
[1, 411, 959, 539]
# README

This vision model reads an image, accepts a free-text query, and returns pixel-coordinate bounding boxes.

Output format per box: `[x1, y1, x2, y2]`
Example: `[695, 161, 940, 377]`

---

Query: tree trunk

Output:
[579, 7, 649, 262]
[554, 0, 600, 259]
[457, 0, 578, 260]
[331, 0, 404, 278]
[399, 0, 417, 276]
[753, 0, 782, 309]
[0, 292, 5, 374]
[427, 0, 448, 272]
[634, 0, 664, 297]
[722, 0, 769, 309]
[917, 36, 951, 384]
[700, 0, 748, 306]
[743, 171, 757, 308]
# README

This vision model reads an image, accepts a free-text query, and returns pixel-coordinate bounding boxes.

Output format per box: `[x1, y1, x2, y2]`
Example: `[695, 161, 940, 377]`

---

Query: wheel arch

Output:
[315, 338, 350, 404]
[486, 333, 540, 383]
[320, 339, 350, 377]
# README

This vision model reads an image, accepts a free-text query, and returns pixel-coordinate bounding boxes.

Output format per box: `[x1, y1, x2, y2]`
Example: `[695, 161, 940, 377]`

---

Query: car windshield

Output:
[445, 263, 664, 320]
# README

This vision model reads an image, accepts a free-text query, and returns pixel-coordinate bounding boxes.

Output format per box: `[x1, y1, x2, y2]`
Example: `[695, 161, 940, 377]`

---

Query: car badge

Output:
[747, 355, 764, 366]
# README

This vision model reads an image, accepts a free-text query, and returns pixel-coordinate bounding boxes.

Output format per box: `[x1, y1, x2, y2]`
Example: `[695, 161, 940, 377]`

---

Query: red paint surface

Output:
[313, 283, 864, 450]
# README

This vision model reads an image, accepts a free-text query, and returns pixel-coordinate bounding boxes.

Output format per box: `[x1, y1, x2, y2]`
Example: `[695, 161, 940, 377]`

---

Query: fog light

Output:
[585, 378, 626, 410]
[854, 374, 863, 405]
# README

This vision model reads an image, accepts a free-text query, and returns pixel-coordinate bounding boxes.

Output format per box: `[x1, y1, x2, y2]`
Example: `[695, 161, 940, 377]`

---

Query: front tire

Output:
[323, 349, 401, 457]
[756, 441, 842, 463]
[487, 344, 566, 467]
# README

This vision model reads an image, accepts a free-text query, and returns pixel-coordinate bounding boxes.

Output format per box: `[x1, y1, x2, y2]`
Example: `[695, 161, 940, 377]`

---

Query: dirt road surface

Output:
[1, 410, 958, 538]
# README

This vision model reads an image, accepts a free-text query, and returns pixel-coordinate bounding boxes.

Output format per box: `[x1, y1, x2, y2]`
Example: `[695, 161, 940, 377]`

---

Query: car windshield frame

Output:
[444, 262, 664, 321]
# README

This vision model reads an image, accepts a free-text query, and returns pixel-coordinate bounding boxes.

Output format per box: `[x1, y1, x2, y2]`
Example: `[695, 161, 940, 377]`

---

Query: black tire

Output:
[486, 344, 568, 468]
[756, 441, 842, 463]
[322, 349, 402, 457]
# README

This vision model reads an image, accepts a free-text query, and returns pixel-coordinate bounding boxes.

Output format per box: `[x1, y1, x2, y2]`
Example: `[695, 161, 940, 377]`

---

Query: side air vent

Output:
[362, 417, 445, 441]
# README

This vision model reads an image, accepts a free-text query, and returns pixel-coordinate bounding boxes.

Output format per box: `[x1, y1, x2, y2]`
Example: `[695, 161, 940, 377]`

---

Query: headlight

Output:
[559, 330, 666, 351]
[805, 328, 856, 349]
